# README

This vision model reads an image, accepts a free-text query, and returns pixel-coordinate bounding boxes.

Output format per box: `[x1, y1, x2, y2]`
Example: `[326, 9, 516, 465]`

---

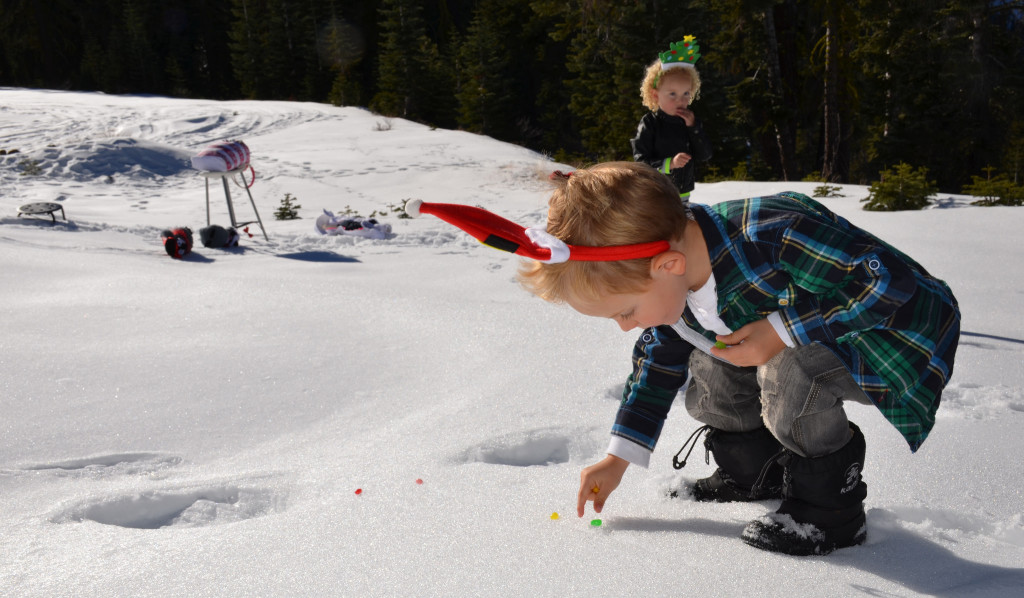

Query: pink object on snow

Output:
[191, 140, 251, 172]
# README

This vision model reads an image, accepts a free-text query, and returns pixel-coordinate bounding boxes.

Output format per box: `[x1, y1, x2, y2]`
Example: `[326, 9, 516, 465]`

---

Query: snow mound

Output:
[22, 138, 193, 180]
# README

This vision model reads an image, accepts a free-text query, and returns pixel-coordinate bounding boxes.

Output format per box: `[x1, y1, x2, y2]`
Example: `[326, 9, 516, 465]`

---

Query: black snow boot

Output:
[671, 425, 784, 502]
[742, 422, 868, 556]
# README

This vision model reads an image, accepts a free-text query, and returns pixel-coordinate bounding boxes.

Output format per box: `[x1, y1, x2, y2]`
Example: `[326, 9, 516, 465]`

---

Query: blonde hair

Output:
[640, 59, 702, 111]
[518, 162, 689, 304]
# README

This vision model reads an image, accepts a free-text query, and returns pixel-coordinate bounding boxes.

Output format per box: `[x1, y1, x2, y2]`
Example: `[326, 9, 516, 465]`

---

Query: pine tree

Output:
[0, 0, 81, 87]
[275, 193, 302, 220]
[416, 30, 457, 128]
[323, 14, 368, 106]
[77, 0, 126, 92]
[372, 0, 429, 118]
[1003, 121, 1024, 185]
[815, 0, 860, 183]
[698, 0, 804, 180]
[852, 0, 1024, 191]
[862, 162, 937, 211]
[457, 0, 528, 140]
[121, 0, 162, 92]
[228, 0, 269, 98]
[534, 0, 659, 161]
[261, 0, 298, 98]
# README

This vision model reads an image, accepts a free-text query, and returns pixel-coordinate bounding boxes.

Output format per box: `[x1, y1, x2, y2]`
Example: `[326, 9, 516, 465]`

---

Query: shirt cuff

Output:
[607, 436, 652, 468]
[661, 157, 672, 174]
[767, 311, 796, 348]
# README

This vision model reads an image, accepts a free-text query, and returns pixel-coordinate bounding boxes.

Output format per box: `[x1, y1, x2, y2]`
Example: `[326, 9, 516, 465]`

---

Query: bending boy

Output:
[518, 162, 960, 555]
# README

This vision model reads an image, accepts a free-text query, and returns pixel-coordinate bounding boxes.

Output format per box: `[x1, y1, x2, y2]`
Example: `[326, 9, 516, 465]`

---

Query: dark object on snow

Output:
[672, 425, 783, 502]
[742, 423, 868, 555]
[162, 227, 193, 259]
[18, 202, 65, 222]
[341, 218, 377, 230]
[199, 224, 240, 248]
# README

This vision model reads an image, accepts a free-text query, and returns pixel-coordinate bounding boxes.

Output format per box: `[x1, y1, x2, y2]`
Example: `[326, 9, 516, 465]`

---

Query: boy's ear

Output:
[651, 250, 686, 276]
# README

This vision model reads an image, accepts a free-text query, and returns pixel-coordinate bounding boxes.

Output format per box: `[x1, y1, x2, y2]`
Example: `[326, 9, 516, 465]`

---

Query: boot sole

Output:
[741, 514, 866, 556]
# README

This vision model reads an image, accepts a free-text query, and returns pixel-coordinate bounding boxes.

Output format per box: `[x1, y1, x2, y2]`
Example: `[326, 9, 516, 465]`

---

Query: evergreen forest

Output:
[2, 0, 1023, 193]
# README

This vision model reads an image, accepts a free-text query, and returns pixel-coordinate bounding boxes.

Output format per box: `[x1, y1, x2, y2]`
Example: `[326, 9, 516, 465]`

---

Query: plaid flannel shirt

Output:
[614, 192, 960, 453]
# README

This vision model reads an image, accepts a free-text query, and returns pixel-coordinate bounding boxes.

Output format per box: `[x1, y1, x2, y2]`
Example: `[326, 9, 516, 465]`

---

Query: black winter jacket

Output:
[630, 109, 713, 195]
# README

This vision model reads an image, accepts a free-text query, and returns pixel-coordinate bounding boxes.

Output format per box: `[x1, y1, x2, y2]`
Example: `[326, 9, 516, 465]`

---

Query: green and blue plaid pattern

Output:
[615, 193, 960, 452]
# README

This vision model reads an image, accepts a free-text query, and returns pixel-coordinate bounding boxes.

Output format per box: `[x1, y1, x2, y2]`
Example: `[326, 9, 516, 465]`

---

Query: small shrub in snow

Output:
[963, 169, 1024, 206]
[862, 162, 936, 211]
[19, 158, 42, 176]
[274, 193, 302, 220]
[813, 184, 844, 198]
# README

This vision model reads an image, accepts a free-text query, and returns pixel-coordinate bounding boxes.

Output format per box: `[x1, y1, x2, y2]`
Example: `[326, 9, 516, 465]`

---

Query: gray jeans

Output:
[683, 343, 872, 457]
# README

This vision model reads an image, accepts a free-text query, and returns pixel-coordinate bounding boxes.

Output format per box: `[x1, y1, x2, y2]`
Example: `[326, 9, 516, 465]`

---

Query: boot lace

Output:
[672, 424, 712, 470]
[749, 447, 790, 499]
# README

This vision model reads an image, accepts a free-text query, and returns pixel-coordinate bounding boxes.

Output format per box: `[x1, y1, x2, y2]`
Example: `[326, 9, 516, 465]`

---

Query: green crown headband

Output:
[659, 36, 701, 70]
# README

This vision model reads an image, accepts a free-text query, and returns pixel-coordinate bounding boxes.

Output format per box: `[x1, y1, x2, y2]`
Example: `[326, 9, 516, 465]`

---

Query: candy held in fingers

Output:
[714, 340, 727, 349]
[591, 485, 600, 494]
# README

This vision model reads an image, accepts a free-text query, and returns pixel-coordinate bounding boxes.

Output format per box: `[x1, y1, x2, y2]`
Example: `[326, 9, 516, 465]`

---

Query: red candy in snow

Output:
[355, 488, 363, 495]
[416, 479, 424, 485]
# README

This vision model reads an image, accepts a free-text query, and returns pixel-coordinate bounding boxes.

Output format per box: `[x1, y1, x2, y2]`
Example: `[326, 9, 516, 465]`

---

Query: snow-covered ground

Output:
[1, 88, 1022, 597]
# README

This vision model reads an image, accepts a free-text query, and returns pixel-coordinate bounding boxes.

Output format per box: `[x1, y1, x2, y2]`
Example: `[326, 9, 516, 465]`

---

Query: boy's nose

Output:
[618, 320, 637, 332]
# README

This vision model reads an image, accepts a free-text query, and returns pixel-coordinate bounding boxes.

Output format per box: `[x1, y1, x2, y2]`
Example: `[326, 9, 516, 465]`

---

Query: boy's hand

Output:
[577, 454, 629, 517]
[671, 152, 692, 169]
[711, 319, 786, 367]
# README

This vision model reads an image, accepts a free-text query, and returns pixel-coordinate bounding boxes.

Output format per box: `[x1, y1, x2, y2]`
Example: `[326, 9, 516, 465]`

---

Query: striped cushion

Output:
[191, 140, 250, 172]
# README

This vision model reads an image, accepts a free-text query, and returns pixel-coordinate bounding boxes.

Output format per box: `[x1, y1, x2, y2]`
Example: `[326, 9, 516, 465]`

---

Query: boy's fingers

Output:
[577, 485, 589, 517]
[578, 479, 603, 517]
[716, 332, 737, 344]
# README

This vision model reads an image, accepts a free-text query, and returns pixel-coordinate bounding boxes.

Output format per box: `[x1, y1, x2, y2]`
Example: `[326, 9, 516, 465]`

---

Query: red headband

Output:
[405, 200, 670, 263]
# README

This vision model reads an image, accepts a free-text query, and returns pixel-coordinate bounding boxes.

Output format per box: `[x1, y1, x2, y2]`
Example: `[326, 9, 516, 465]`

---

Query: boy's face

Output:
[567, 265, 688, 332]
[654, 73, 693, 117]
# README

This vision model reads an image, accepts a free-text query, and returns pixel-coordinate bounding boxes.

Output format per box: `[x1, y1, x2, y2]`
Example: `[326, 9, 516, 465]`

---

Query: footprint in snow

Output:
[461, 427, 607, 467]
[18, 452, 182, 478]
[52, 485, 286, 529]
[463, 428, 573, 467]
[870, 506, 1024, 550]
[936, 382, 1024, 420]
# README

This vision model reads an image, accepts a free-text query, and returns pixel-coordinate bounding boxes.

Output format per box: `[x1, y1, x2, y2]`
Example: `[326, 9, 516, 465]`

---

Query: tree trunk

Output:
[762, 7, 797, 181]
[821, 2, 841, 182]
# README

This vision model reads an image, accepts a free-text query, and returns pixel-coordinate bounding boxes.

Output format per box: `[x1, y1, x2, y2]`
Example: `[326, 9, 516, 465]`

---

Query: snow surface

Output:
[1, 88, 1023, 597]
